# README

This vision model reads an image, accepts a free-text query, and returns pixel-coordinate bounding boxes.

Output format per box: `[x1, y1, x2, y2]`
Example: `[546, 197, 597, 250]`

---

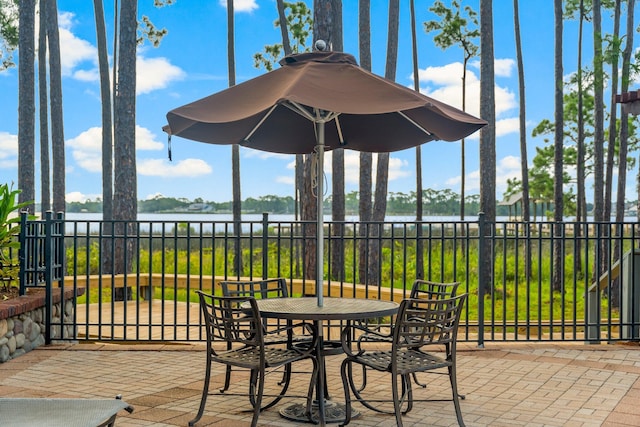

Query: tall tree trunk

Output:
[576, 0, 585, 275]
[17, 0, 35, 213]
[113, 0, 137, 296]
[479, 0, 495, 295]
[368, 0, 399, 286]
[227, 0, 242, 277]
[552, 0, 564, 292]
[513, 0, 531, 278]
[358, 0, 372, 284]
[410, 0, 424, 280]
[93, 0, 115, 273]
[604, 1, 621, 222]
[38, 1, 49, 214]
[47, 0, 65, 214]
[330, 0, 345, 282]
[592, 0, 606, 282]
[513, 0, 529, 223]
[93, 0, 113, 221]
[277, 0, 303, 277]
[613, 0, 634, 309]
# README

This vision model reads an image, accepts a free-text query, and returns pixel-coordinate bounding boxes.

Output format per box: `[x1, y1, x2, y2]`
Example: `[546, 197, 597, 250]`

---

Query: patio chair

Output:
[189, 291, 318, 427]
[354, 280, 462, 390]
[339, 294, 468, 427]
[219, 278, 315, 391]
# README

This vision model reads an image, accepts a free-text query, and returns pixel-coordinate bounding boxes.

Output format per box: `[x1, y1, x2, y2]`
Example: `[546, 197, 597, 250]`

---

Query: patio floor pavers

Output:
[0, 342, 639, 426]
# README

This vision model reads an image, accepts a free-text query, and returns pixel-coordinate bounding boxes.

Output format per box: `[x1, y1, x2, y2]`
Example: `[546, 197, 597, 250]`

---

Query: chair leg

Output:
[306, 357, 319, 422]
[220, 365, 232, 393]
[189, 351, 212, 427]
[339, 359, 353, 427]
[356, 365, 368, 392]
[411, 372, 427, 388]
[250, 368, 265, 427]
[449, 365, 465, 427]
[391, 373, 404, 427]
[403, 374, 413, 414]
[256, 364, 292, 411]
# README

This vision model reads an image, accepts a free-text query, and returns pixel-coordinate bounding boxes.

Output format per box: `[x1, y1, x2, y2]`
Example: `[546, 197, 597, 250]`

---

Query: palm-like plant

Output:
[0, 183, 32, 292]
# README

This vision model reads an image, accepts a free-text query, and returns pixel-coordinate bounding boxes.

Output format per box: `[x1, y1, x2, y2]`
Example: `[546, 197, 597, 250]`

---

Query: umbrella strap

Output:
[167, 135, 172, 161]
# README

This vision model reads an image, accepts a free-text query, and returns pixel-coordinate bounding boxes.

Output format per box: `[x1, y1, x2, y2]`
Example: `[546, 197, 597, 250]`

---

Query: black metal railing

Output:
[17, 212, 640, 344]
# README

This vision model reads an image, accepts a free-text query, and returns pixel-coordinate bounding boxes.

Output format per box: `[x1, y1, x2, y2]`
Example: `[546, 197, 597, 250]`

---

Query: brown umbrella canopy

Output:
[164, 50, 486, 309]
[164, 51, 486, 154]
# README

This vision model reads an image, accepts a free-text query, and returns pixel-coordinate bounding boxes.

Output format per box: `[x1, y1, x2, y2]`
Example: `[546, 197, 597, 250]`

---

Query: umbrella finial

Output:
[315, 39, 327, 51]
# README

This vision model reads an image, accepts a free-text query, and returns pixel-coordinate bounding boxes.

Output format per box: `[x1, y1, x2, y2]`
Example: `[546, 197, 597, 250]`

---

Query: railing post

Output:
[262, 213, 269, 280]
[18, 211, 28, 294]
[43, 211, 53, 344]
[477, 212, 485, 348]
[586, 223, 602, 343]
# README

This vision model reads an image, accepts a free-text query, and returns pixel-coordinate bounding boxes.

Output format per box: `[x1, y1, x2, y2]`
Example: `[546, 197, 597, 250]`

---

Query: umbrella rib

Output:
[335, 116, 346, 145]
[244, 104, 279, 142]
[285, 101, 317, 122]
[397, 111, 436, 139]
[285, 101, 340, 124]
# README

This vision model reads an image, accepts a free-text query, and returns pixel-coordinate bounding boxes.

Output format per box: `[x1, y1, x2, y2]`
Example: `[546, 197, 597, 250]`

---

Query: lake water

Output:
[60, 212, 638, 235]
[65, 212, 498, 223]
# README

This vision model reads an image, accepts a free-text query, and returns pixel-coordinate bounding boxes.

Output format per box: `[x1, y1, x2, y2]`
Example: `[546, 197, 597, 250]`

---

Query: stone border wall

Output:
[0, 288, 84, 363]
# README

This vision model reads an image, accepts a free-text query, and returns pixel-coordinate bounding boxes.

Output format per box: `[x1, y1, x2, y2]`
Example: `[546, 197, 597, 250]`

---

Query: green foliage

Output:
[423, 0, 479, 61]
[139, 195, 191, 213]
[137, 1, 175, 47]
[68, 230, 602, 323]
[137, 15, 168, 47]
[0, 183, 34, 290]
[526, 76, 640, 210]
[254, 1, 312, 71]
[0, 0, 18, 70]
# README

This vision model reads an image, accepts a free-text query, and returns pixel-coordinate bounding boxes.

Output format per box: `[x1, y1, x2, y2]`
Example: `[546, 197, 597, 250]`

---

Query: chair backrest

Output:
[220, 278, 289, 299]
[393, 294, 467, 351]
[409, 280, 461, 300]
[197, 291, 263, 347]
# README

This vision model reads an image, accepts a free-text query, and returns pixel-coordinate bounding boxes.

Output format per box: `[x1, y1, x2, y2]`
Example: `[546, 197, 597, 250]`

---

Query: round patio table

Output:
[254, 297, 399, 426]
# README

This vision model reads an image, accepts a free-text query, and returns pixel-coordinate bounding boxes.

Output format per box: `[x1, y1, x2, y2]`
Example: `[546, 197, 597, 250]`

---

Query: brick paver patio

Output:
[1, 342, 639, 426]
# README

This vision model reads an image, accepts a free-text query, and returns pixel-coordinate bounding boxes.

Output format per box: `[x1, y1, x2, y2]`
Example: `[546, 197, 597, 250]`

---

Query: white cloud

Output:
[451, 155, 523, 197]
[135, 126, 164, 150]
[0, 132, 18, 167]
[138, 158, 212, 177]
[218, 0, 259, 13]
[56, 11, 185, 94]
[324, 151, 410, 185]
[65, 191, 101, 203]
[67, 125, 166, 172]
[417, 60, 517, 119]
[58, 12, 97, 76]
[136, 56, 185, 94]
[496, 155, 523, 196]
[496, 117, 521, 137]
[494, 58, 516, 77]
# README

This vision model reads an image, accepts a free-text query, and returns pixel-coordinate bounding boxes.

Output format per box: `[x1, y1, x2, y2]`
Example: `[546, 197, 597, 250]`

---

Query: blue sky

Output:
[0, 0, 638, 205]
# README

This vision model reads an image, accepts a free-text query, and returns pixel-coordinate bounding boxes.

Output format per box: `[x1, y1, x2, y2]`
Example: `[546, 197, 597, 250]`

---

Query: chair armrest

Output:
[340, 323, 393, 357]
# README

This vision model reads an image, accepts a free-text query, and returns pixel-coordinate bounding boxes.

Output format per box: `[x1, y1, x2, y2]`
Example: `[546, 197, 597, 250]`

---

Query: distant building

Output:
[616, 89, 640, 115]
[187, 203, 213, 212]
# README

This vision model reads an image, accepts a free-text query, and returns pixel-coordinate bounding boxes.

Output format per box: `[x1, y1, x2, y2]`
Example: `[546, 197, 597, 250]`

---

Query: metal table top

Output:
[253, 297, 398, 321]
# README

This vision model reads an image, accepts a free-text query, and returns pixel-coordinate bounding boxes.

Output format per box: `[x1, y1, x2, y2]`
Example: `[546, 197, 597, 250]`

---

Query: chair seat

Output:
[264, 331, 312, 345]
[213, 346, 311, 370]
[352, 349, 451, 375]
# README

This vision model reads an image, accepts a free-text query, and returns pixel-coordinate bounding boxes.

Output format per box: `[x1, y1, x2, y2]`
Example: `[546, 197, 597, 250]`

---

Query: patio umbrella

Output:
[164, 49, 487, 307]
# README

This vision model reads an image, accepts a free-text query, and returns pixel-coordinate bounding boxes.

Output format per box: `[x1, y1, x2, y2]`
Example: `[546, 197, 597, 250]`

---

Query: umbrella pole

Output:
[316, 121, 325, 308]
